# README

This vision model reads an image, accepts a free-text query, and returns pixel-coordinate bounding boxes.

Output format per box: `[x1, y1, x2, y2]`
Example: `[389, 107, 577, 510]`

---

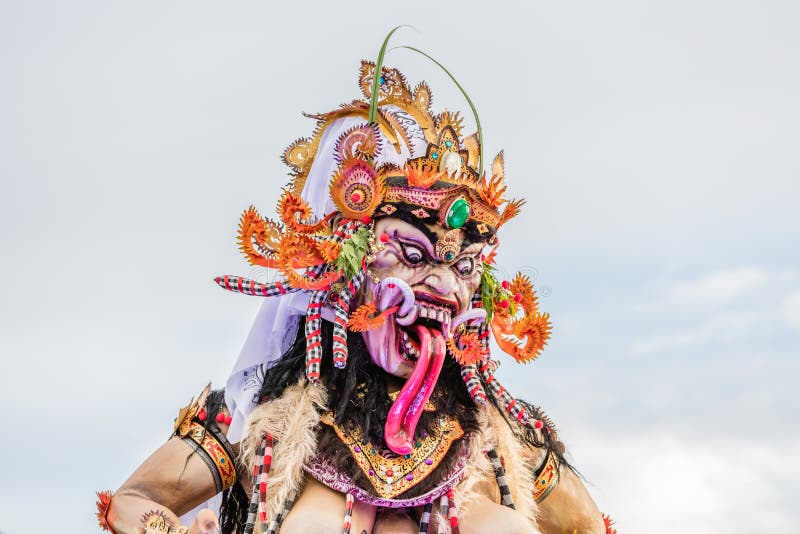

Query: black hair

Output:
[375, 202, 493, 250]
[257, 317, 479, 445]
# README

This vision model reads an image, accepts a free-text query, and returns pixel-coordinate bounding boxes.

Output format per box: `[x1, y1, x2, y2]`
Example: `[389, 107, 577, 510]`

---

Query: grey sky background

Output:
[1, 1, 798, 532]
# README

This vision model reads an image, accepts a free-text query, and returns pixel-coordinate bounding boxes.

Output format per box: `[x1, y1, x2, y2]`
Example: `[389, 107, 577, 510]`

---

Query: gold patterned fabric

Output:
[532, 449, 560, 502]
[183, 422, 237, 491]
[320, 411, 463, 499]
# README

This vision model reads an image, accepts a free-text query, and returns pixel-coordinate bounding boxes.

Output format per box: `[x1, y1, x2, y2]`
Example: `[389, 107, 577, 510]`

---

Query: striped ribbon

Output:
[417, 501, 433, 534]
[331, 269, 366, 369]
[439, 493, 449, 529]
[304, 285, 329, 383]
[459, 364, 487, 406]
[342, 492, 355, 534]
[479, 360, 531, 425]
[447, 489, 459, 534]
[458, 291, 489, 405]
[486, 449, 516, 508]
[215, 263, 329, 298]
[265, 490, 296, 534]
[215, 274, 298, 298]
[331, 290, 350, 369]
[257, 435, 274, 532]
[242, 440, 265, 534]
[305, 219, 363, 382]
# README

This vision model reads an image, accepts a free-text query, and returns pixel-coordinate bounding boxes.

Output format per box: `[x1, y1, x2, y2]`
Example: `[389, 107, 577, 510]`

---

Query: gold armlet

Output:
[172, 384, 236, 492]
[532, 450, 560, 502]
[182, 421, 237, 492]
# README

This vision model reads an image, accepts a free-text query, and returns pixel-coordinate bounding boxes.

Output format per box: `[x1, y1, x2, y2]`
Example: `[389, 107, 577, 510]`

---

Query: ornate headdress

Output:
[218, 35, 552, 432]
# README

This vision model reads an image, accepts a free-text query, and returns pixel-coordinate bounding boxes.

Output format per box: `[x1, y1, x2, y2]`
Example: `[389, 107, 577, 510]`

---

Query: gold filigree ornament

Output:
[420, 125, 471, 179]
[435, 229, 463, 262]
[329, 124, 386, 221]
[320, 411, 463, 499]
[173, 383, 211, 438]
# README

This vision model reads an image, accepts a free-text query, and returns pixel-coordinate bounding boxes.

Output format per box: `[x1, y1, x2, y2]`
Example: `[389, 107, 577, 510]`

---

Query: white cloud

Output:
[783, 291, 800, 330]
[630, 307, 767, 355]
[630, 266, 798, 355]
[668, 267, 767, 305]
[570, 430, 800, 534]
[631, 328, 709, 355]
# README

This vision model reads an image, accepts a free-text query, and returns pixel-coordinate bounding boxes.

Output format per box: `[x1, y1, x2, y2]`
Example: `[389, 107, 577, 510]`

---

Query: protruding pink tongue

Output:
[384, 325, 446, 455]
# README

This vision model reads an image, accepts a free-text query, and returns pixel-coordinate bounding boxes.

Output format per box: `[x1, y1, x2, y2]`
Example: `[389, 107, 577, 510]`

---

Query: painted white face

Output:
[360, 217, 485, 377]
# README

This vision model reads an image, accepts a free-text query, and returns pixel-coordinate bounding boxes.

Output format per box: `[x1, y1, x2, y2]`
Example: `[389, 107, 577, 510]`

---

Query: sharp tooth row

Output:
[414, 302, 453, 324]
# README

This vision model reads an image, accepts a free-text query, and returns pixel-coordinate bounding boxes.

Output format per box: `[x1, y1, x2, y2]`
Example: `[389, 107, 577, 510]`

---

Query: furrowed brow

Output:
[393, 229, 435, 257]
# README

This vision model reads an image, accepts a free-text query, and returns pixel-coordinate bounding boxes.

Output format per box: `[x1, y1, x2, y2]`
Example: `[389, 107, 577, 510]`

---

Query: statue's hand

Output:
[186, 510, 220, 534]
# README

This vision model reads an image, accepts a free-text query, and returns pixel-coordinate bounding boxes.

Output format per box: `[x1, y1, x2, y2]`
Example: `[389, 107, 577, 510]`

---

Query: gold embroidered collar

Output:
[320, 411, 463, 499]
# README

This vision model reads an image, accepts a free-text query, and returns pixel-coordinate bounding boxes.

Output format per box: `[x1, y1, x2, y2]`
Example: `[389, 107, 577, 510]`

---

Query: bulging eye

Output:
[453, 256, 475, 276]
[400, 243, 425, 265]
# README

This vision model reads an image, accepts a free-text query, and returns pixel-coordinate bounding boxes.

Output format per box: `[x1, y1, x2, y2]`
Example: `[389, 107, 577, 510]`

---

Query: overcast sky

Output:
[1, 1, 798, 533]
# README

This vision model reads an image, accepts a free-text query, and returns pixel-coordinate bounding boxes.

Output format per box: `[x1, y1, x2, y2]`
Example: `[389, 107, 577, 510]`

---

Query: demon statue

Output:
[96, 36, 616, 534]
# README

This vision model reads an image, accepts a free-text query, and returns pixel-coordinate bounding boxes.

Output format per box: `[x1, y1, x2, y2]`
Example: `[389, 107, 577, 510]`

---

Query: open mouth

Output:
[396, 292, 458, 364]
[414, 292, 458, 324]
[363, 279, 481, 456]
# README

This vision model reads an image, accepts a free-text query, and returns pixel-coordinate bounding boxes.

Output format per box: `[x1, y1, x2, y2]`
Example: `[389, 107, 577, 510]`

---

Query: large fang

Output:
[448, 309, 487, 337]
[378, 277, 417, 325]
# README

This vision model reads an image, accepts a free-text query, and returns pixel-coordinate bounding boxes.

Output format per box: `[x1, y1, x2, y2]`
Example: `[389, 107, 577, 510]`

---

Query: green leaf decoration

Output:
[336, 227, 372, 279]
[480, 263, 498, 320]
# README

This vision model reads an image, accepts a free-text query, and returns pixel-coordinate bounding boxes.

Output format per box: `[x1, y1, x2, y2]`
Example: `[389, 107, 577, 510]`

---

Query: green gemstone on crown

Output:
[445, 198, 470, 229]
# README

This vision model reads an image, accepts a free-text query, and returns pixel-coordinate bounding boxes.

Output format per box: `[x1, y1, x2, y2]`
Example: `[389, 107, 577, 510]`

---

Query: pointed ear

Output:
[492, 151, 505, 180]
[463, 132, 481, 170]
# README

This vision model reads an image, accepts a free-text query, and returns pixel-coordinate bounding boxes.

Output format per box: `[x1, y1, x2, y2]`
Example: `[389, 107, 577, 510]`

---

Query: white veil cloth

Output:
[223, 109, 427, 445]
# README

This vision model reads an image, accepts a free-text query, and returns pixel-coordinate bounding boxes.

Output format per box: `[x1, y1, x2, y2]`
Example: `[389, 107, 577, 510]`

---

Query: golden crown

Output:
[280, 61, 523, 237]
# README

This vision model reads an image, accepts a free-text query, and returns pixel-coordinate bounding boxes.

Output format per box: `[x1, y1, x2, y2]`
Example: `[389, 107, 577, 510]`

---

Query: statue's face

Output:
[361, 217, 485, 378]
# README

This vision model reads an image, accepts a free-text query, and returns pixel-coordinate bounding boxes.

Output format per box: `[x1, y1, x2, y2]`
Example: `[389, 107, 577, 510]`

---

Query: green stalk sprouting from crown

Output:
[399, 46, 484, 178]
[368, 26, 406, 125]
[368, 28, 485, 177]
